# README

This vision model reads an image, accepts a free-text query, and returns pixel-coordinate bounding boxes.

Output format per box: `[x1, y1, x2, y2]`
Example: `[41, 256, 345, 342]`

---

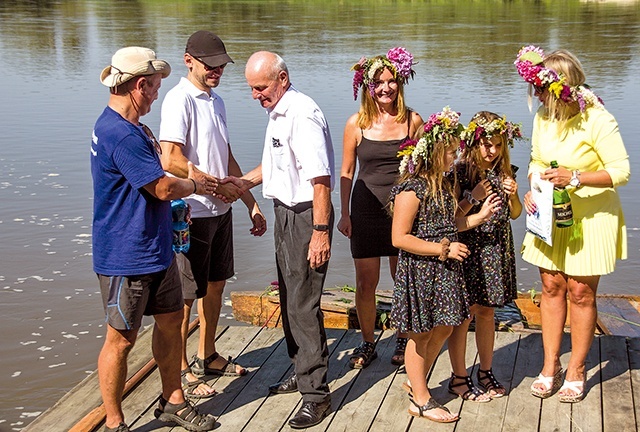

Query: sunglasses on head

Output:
[192, 56, 226, 72]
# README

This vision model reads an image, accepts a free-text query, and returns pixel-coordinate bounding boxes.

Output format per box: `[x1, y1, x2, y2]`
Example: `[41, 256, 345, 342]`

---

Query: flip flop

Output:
[408, 397, 459, 423]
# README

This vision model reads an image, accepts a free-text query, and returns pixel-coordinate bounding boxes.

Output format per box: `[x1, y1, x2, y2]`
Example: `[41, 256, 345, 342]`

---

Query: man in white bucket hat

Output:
[92, 46, 216, 432]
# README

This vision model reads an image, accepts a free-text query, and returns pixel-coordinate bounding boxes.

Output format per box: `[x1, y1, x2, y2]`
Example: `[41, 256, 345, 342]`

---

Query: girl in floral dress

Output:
[389, 107, 501, 423]
[446, 112, 524, 402]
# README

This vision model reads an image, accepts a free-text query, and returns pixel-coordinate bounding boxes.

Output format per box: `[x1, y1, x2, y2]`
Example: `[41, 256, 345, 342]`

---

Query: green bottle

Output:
[550, 161, 574, 228]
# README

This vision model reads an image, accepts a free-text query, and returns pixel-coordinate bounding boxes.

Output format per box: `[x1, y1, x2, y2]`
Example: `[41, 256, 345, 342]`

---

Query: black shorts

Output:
[182, 210, 234, 298]
[98, 258, 184, 331]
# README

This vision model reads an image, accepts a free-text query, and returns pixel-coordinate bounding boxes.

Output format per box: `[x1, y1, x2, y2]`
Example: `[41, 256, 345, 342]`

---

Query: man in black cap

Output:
[159, 31, 266, 398]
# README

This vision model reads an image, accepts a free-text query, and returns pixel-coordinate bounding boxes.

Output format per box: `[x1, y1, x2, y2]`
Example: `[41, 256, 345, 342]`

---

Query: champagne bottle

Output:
[550, 161, 574, 228]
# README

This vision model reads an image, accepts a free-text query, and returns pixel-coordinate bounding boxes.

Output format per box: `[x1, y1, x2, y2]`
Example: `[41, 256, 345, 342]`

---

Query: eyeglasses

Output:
[140, 123, 162, 155]
[191, 56, 226, 72]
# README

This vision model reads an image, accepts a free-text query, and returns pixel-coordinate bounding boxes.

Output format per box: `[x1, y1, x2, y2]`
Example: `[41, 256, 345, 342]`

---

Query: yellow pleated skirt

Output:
[521, 207, 627, 277]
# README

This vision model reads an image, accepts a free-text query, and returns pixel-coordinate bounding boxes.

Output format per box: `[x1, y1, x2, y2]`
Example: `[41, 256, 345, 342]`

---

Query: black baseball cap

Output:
[185, 30, 234, 67]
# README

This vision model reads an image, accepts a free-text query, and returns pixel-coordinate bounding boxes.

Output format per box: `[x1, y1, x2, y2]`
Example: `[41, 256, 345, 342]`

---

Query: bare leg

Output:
[532, 269, 566, 393]
[354, 257, 381, 344]
[559, 275, 600, 398]
[475, 305, 505, 397]
[198, 280, 245, 373]
[98, 325, 137, 429]
[181, 299, 215, 396]
[447, 309, 490, 401]
[153, 309, 186, 405]
[406, 327, 457, 422]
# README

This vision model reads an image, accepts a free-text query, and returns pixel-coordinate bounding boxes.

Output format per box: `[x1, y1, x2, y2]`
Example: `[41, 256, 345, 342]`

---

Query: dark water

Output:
[0, 0, 639, 429]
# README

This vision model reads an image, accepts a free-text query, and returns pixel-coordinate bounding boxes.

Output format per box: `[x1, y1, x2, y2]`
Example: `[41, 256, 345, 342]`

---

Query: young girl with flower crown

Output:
[389, 107, 501, 423]
[446, 111, 524, 403]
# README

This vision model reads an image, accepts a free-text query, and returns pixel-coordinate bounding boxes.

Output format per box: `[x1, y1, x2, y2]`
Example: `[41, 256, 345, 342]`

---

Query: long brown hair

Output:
[459, 111, 514, 185]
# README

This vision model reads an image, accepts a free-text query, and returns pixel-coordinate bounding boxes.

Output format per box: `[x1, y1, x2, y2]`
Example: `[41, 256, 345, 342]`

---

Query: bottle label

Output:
[553, 202, 574, 226]
[172, 225, 190, 253]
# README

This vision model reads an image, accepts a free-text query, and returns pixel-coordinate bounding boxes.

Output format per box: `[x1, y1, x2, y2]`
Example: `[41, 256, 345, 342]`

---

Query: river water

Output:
[0, 0, 639, 429]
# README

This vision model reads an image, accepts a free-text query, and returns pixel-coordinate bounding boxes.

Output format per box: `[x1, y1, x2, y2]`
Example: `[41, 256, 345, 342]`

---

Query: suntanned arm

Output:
[143, 161, 217, 201]
[337, 114, 359, 238]
[228, 147, 267, 236]
[308, 175, 332, 269]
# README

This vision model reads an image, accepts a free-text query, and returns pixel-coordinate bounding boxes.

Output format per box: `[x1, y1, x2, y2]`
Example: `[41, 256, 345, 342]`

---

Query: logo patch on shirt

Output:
[272, 137, 282, 148]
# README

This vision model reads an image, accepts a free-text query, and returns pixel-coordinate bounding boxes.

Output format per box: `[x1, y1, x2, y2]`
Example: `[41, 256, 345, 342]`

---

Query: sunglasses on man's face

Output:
[192, 56, 226, 72]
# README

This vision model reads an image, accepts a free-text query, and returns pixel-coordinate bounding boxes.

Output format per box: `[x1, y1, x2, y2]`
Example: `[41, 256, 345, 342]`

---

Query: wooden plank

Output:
[628, 337, 640, 432]
[571, 335, 603, 431]
[455, 331, 520, 431]
[213, 328, 290, 431]
[325, 330, 397, 432]
[305, 328, 376, 430]
[601, 336, 635, 431]
[239, 329, 347, 432]
[501, 333, 540, 432]
[539, 332, 572, 432]
[128, 325, 262, 431]
[597, 297, 640, 337]
[24, 324, 157, 432]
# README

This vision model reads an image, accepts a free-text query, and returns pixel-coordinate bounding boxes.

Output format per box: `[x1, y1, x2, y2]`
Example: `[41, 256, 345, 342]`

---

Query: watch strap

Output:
[313, 224, 330, 231]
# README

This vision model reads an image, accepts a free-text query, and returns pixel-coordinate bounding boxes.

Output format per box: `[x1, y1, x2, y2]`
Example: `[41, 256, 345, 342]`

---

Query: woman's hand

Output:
[523, 190, 537, 215]
[478, 192, 502, 221]
[541, 165, 571, 188]
[471, 179, 492, 201]
[502, 176, 518, 196]
[448, 241, 469, 262]
[337, 215, 352, 238]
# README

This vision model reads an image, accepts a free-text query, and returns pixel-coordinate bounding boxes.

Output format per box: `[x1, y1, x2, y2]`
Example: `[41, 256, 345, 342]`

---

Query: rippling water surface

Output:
[1, 0, 639, 429]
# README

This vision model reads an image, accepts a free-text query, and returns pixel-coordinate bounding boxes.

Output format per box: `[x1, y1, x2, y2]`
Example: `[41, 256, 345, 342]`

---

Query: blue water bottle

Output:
[171, 199, 190, 253]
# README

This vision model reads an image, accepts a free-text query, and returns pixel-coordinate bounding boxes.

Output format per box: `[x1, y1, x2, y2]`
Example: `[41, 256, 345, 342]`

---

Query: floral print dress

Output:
[390, 178, 470, 334]
[456, 162, 518, 307]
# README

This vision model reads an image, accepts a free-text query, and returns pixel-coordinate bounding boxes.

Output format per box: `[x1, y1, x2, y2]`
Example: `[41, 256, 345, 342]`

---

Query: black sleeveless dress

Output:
[350, 118, 410, 259]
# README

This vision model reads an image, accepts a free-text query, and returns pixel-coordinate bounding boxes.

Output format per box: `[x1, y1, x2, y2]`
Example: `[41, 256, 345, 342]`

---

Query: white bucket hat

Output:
[100, 46, 171, 88]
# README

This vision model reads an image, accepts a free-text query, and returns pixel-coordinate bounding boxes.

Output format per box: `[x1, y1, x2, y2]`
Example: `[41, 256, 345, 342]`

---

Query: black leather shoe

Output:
[288, 398, 331, 429]
[268, 373, 298, 394]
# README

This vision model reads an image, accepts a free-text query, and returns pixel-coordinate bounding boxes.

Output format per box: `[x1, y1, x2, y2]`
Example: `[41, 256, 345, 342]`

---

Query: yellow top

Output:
[521, 106, 630, 276]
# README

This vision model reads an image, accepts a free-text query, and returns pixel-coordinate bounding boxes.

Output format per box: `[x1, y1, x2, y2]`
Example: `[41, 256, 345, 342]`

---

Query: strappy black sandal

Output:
[349, 341, 378, 369]
[154, 397, 216, 431]
[477, 368, 506, 398]
[191, 352, 247, 377]
[391, 336, 407, 366]
[448, 373, 491, 402]
[408, 397, 459, 423]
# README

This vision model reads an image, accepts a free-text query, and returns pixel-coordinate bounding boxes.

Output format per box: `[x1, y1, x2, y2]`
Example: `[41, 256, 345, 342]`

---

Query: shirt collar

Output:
[181, 76, 217, 101]
[268, 85, 296, 119]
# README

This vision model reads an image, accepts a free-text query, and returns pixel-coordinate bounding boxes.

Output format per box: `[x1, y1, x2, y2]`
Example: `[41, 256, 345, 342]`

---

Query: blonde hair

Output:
[460, 111, 514, 184]
[393, 136, 458, 213]
[536, 50, 586, 123]
[356, 66, 408, 129]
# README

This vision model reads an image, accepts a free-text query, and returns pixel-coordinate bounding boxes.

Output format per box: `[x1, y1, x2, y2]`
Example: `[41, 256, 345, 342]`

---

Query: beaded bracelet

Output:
[439, 237, 451, 261]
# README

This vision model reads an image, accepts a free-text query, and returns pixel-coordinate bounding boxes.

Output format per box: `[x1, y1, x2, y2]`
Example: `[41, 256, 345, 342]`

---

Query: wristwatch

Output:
[313, 224, 330, 231]
[463, 190, 480, 206]
[569, 170, 581, 188]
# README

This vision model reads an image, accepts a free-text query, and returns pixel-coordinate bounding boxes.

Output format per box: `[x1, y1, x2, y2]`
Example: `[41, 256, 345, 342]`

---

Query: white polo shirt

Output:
[159, 77, 231, 218]
[261, 86, 335, 206]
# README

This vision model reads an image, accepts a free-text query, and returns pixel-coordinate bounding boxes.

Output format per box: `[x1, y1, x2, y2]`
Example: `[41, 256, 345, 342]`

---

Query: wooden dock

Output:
[26, 322, 640, 432]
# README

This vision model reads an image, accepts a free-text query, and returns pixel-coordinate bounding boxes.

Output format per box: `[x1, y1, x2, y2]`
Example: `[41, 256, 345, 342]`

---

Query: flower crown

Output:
[514, 45, 603, 112]
[460, 116, 525, 149]
[351, 47, 415, 100]
[397, 106, 464, 175]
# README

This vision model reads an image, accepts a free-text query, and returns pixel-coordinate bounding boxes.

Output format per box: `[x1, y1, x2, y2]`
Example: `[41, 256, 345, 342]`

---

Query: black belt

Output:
[273, 198, 313, 214]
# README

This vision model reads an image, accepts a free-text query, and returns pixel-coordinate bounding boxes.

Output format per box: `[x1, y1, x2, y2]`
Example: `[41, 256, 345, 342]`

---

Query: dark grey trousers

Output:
[273, 200, 334, 403]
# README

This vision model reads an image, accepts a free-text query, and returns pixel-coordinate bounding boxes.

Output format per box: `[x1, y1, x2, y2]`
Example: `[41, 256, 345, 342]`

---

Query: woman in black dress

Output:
[338, 48, 423, 368]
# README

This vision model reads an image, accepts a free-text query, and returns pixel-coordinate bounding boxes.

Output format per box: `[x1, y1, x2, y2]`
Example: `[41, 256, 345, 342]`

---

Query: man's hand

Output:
[308, 230, 331, 269]
[188, 162, 217, 195]
[249, 203, 267, 236]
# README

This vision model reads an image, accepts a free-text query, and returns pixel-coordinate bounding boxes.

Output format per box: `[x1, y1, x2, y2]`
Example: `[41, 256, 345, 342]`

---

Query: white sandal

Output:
[530, 368, 563, 398]
[558, 376, 585, 403]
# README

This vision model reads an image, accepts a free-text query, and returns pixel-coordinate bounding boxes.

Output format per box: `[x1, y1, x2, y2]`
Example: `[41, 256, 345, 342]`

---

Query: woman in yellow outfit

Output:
[515, 46, 630, 403]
